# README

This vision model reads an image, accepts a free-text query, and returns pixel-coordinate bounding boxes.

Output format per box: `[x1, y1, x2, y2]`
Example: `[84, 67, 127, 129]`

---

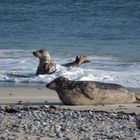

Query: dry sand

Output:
[0, 86, 140, 114]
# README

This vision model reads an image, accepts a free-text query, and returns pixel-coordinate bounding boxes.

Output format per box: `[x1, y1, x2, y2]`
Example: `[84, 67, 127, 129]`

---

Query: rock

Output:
[56, 132, 63, 138]
[136, 115, 140, 129]
[54, 124, 61, 133]
[4, 106, 19, 113]
[0, 136, 5, 140]
[0, 105, 140, 139]
[47, 132, 56, 138]
[64, 137, 72, 140]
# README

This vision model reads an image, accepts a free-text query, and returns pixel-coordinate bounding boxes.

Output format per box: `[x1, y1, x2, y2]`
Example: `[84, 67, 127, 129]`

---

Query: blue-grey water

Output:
[0, 0, 140, 87]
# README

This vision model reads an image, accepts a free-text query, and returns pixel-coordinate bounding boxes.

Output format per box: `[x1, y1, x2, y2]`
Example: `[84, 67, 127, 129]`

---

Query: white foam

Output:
[0, 49, 140, 88]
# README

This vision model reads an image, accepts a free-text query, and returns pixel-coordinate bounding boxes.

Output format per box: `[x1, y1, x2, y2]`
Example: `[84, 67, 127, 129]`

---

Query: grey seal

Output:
[33, 49, 56, 75]
[33, 49, 90, 75]
[46, 77, 140, 105]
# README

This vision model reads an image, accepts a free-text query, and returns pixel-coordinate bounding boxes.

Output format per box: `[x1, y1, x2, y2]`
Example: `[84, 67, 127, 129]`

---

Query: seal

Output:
[33, 49, 91, 75]
[46, 77, 140, 105]
[33, 49, 56, 75]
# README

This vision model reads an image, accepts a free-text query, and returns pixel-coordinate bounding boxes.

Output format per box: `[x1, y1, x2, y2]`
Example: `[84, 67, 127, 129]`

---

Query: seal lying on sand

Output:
[46, 77, 140, 105]
[33, 49, 56, 75]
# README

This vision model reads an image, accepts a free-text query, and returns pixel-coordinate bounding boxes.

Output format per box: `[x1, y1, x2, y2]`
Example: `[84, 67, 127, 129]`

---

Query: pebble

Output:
[64, 137, 72, 140]
[0, 105, 139, 139]
[136, 115, 140, 129]
[47, 132, 56, 137]
[56, 132, 63, 138]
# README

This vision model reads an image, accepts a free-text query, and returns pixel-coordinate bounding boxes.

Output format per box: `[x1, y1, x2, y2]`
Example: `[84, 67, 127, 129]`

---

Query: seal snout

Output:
[33, 51, 37, 57]
[46, 82, 57, 90]
[46, 83, 50, 88]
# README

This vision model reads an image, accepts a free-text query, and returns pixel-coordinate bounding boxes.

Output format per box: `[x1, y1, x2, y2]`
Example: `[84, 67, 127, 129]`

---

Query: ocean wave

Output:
[0, 64, 140, 88]
[0, 49, 140, 88]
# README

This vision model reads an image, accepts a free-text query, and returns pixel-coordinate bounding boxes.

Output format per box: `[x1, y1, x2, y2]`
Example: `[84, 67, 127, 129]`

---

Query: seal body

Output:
[33, 49, 56, 75]
[46, 77, 136, 105]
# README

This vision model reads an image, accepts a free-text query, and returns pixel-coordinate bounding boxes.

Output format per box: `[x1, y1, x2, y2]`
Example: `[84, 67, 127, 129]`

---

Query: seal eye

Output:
[39, 49, 43, 54]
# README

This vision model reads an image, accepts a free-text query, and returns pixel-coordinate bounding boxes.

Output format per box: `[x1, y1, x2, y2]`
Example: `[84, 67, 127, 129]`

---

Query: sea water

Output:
[0, 0, 140, 88]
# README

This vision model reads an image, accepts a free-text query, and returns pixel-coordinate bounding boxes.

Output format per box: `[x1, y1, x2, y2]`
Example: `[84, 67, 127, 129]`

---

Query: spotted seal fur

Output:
[46, 77, 140, 105]
[33, 49, 56, 75]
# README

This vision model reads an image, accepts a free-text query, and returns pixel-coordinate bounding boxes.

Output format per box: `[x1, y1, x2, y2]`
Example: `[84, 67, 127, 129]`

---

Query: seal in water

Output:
[33, 49, 56, 75]
[33, 49, 90, 75]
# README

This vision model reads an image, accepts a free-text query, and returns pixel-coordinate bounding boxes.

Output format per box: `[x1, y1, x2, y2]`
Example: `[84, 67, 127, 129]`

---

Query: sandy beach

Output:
[0, 86, 140, 140]
[0, 86, 140, 113]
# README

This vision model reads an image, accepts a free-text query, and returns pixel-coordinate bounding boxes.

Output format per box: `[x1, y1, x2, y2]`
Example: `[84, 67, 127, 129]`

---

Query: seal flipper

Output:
[82, 83, 95, 100]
